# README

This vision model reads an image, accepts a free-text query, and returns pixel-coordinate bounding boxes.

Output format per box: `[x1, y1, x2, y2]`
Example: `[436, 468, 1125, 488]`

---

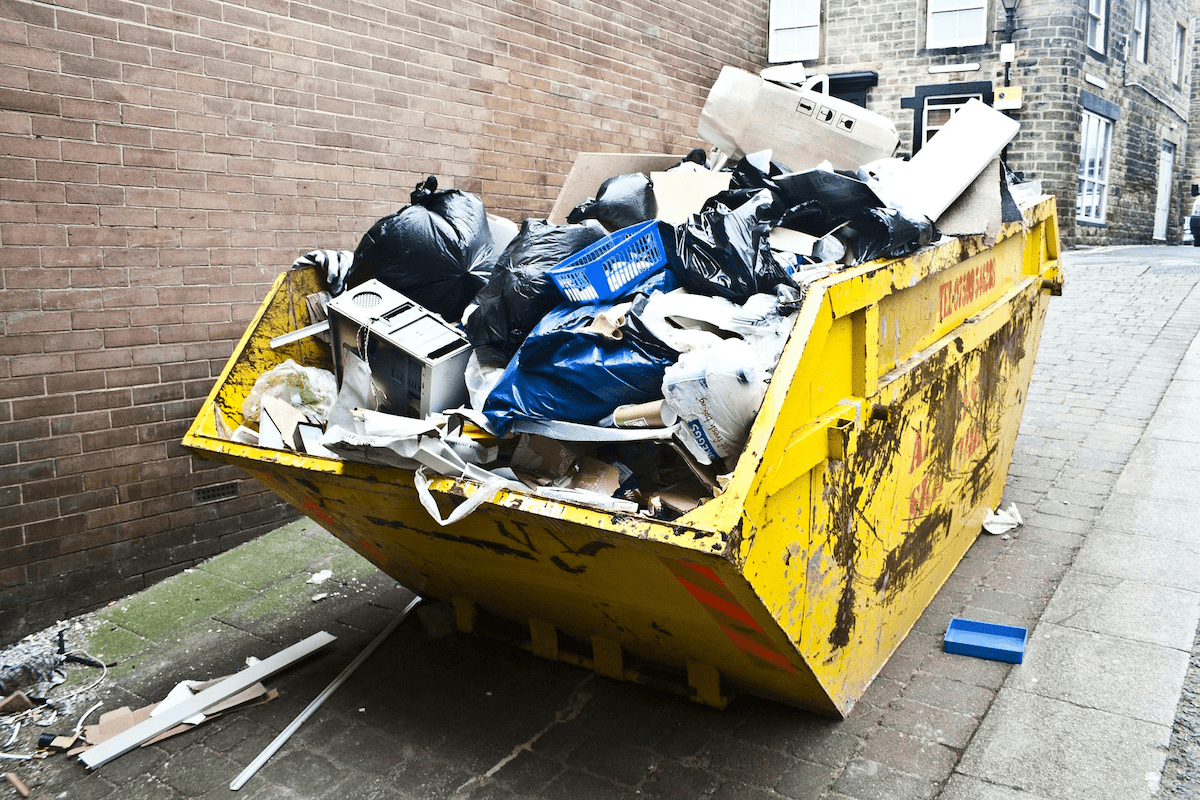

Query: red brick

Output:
[126, 227, 182, 248]
[71, 309, 130, 330]
[99, 164, 154, 187]
[111, 403, 163, 428]
[59, 141, 122, 166]
[1, 223, 68, 246]
[24, 514, 90, 547]
[65, 184, 126, 205]
[41, 288, 104, 312]
[102, 327, 158, 348]
[4, 311, 73, 336]
[0, 158, 36, 181]
[6, 497, 60, 527]
[45, 247, 101, 268]
[81, 426, 138, 453]
[0, 376, 46, 400]
[0, 418, 49, 444]
[11, 393, 74, 420]
[103, 365, 161, 388]
[93, 37, 152, 68]
[45, 370, 105, 396]
[10, 353, 74, 378]
[0, 134, 61, 160]
[41, 330, 105, 352]
[132, 343, 187, 364]
[51, 409, 111, 436]
[19, 433, 82, 461]
[99, 206, 155, 227]
[76, 388, 132, 412]
[174, 31, 224, 58]
[61, 486, 120, 515]
[0, 87, 60, 115]
[130, 305, 184, 326]
[23, 475, 85, 504]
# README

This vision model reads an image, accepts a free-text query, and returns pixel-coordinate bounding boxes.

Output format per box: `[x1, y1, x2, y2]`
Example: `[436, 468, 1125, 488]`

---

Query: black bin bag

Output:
[839, 207, 938, 265]
[465, 219, 608, 367]
[566, 172, 657, 231]
[672, 189, 798, 303]
[342, 176, 495, 322]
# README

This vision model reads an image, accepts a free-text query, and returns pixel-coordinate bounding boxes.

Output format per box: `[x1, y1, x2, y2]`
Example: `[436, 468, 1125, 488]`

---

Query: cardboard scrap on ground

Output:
[3, 772, 30, 798]
[70, 680, 277, 755]
[0, 691, 33, 715]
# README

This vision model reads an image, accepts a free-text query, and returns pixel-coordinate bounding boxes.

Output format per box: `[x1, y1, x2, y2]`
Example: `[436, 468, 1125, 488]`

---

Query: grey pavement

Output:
[3, 244, 1200, 799]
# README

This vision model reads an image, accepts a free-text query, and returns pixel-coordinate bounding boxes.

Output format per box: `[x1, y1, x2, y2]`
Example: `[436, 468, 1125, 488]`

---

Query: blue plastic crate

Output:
[549, 220, 667, 303]
[944, 618, 1028, 664]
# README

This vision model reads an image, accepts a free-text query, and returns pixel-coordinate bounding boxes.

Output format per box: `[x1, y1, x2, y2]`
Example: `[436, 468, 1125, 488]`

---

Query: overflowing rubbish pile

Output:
[234, 66, 1029, 524]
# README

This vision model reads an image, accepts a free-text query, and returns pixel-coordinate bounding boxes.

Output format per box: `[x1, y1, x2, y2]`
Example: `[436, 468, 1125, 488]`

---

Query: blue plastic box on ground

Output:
[944, 617, 1028, 664]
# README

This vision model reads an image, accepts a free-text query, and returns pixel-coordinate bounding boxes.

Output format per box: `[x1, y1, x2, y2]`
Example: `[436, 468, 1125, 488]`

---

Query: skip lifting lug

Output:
[1040, 277, 1064, 296]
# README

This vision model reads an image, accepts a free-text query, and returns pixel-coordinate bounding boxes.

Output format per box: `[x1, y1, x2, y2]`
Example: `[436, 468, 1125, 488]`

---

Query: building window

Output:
[1077, 110, 1113, 224]
[926, 0, 987, 48]
[900, 81, 994, 152]
[1173, 23, 1186, 85]
[922, 93, 986, 145]
[769, 0, 821, 63]
[1131, 0, 1149, 62]
[1086, 0, 1106, 53]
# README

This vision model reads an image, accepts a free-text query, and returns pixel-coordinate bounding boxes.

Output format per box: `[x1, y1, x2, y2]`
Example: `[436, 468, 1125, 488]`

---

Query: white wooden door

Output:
[1154, 141, 1175, 240]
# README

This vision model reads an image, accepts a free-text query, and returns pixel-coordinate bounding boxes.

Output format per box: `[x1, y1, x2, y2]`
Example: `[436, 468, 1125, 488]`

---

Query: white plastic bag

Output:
[662, 339, 769, 465]
[464, 350, 506, 411]
[241, 359, 337, 424]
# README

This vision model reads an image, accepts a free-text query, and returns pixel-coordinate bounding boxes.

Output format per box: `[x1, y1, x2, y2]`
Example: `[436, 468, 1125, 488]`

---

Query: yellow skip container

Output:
[184, 198, 1062, 717]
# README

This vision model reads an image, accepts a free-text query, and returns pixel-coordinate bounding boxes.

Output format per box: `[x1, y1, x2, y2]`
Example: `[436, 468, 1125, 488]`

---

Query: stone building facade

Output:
[774, 0, 1196, 246]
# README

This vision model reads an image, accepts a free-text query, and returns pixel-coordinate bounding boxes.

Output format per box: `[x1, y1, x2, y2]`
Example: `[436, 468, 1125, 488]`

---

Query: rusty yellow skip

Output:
[183, 197, 1062, 717]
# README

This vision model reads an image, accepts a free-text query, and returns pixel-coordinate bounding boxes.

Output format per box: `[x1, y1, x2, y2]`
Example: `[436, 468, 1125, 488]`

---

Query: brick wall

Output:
[0, 0, 768, 645]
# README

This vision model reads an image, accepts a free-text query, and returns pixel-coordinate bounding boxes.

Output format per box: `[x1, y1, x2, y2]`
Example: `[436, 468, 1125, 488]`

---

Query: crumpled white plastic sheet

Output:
[983, 502, 1023, 535]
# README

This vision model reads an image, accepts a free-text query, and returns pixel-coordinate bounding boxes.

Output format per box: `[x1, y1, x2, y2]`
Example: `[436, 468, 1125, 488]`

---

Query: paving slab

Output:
[939, 774, 1056, 800]
[1090, 492, 1200, 544]
[1071, 530, 1200, 592]
[1006, 622, 1191, 727]
[956, 690, 1170, 800]
[1040, 570, 1200, 651]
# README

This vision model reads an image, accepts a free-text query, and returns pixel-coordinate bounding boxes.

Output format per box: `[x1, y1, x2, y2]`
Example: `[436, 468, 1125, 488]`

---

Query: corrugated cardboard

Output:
[936, 157, 1004, 242]
[650, 170, 733, 224]
[549, 153, 680, 225]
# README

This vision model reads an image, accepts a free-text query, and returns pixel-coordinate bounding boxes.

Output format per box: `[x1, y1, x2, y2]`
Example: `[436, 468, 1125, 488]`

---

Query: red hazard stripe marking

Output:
[684, 562, 723, 583]
[722, 625, 795, 673]
[675, 576, 763, 632]
[662, 557, 796, 675]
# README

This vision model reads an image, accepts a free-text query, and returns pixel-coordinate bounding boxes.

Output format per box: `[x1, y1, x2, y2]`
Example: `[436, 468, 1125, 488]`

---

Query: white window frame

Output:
[769, 0, 821, 63]
[1077, 110, 1113, 225]
[1130, 0, 1149, 62]
[922, 92, 986, 145]
[926, 0, 988, 49]
[1086, 0, 1106, 53]
[1172, 23, 1186, 85]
